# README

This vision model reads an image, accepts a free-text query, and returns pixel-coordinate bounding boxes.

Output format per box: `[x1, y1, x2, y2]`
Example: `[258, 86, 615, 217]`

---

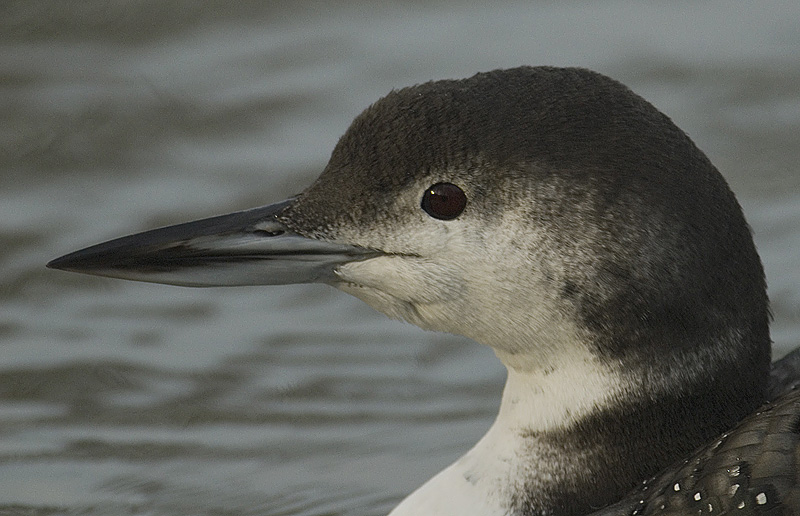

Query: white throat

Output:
[388, 350, 623, 516]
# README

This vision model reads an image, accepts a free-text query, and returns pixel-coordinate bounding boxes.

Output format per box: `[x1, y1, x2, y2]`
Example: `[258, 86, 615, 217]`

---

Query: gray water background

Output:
[2, 2, 800, 515]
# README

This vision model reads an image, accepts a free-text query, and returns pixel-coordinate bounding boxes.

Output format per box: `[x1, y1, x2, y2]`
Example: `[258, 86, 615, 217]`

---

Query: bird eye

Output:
[421, 183, 467, 220]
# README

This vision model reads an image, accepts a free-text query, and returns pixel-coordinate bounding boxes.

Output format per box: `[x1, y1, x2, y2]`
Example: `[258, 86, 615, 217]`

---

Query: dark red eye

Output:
[421, 183, 467, 220]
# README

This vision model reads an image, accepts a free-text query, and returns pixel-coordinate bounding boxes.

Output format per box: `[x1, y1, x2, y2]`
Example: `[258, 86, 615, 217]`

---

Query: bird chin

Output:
[332, 280, 437, 330]
[330, 254, 467, 330]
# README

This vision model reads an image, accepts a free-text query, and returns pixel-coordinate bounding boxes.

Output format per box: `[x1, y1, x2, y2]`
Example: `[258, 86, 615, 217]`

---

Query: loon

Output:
[48, 67, 800, 515]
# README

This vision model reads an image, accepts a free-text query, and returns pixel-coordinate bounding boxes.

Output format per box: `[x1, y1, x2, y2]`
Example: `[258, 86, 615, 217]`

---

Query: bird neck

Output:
[389, 344, 767, 516]
[389, 353, 625, 516]
[494, 352, 623, 432]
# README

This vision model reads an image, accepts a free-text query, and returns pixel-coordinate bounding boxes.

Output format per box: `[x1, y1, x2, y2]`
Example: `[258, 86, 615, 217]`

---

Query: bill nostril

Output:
[253, 229, 285, 237]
